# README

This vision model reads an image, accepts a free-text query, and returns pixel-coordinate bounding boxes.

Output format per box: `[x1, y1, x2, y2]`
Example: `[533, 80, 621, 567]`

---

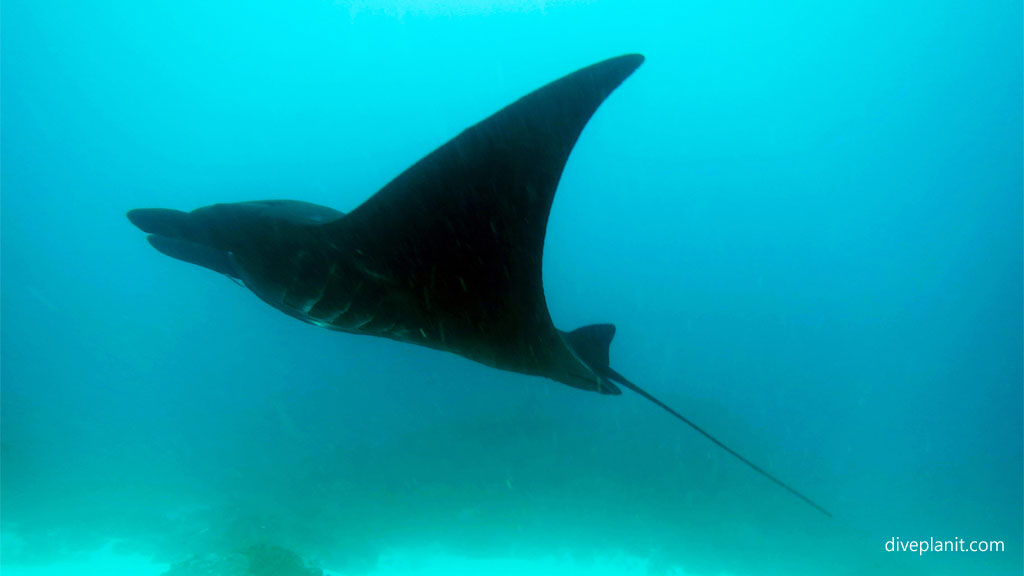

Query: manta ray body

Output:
[128, 55, 829, 516]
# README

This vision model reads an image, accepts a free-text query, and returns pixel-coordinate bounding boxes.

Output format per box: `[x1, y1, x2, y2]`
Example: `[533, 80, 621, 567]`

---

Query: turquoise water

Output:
[2, 1, 1021, 575]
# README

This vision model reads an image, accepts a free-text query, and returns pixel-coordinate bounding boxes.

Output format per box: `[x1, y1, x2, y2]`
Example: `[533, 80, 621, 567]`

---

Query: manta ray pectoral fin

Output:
[601, 366, 833, 518]
[322, 55, 645, 357]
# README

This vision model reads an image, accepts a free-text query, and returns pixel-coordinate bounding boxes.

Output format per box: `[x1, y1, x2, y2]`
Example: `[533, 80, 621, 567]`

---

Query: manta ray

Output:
[127, 54, 830, 517]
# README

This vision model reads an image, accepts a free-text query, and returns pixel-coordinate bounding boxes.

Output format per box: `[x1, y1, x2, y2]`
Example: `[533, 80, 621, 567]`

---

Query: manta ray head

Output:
[127, 200, 344, 279]
[127, 206, 234, 277]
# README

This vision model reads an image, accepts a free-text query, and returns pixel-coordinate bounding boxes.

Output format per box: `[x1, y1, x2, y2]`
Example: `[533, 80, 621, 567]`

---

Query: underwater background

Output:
[2, 1, 1021, 575]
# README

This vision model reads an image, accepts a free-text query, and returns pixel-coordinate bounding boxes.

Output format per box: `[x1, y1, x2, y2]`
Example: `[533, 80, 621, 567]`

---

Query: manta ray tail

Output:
[604, 365, 833, 517]
[567, 324, 831, 517]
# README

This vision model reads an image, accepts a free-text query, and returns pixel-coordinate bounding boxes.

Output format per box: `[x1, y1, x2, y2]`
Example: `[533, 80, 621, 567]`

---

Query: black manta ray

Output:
[128, 54, 830, 517]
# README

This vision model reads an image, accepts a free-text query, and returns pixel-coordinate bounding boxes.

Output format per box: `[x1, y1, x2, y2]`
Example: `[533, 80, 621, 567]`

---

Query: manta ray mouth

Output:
[146, 234, 239, 279]
[128, 208, 239, 277]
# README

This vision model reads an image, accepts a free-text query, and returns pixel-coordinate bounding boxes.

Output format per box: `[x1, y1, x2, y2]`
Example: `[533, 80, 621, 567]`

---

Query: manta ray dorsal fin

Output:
[564, 324, 616, 368]
[328, 55, 644, 350]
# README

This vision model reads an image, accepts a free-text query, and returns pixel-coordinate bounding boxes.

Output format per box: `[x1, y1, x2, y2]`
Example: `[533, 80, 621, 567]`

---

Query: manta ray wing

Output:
[321, 54, 644, 378]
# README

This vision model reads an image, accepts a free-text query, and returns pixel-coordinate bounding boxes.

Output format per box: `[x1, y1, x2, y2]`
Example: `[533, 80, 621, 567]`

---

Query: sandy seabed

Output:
[1, 538, 710, 576]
